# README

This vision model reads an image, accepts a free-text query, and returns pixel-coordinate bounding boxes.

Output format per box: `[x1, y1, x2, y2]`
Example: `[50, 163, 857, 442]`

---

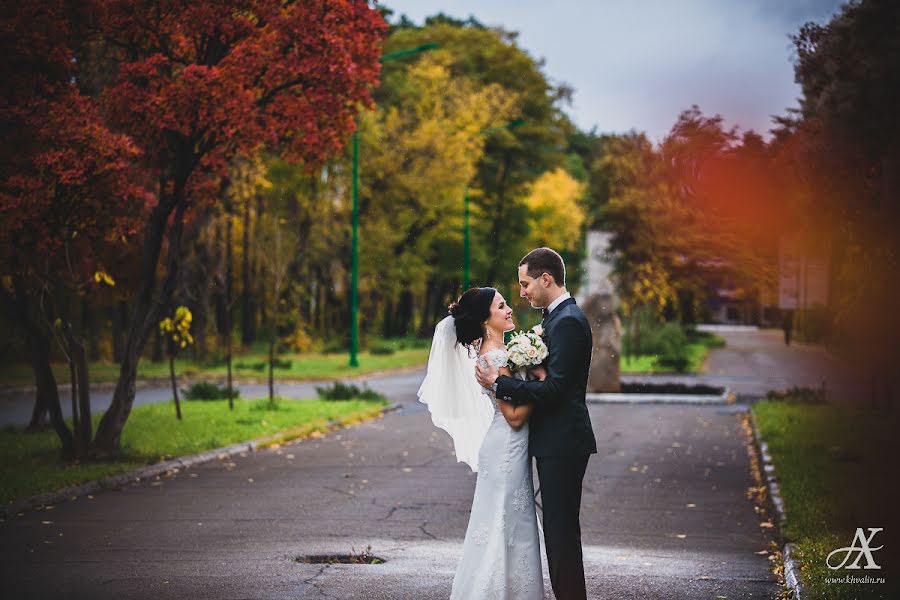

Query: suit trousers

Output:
[536, 454, 590, 600]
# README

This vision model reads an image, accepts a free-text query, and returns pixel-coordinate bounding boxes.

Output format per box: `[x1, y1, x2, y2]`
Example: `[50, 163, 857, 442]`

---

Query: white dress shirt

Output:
[546, 291, 571, 316]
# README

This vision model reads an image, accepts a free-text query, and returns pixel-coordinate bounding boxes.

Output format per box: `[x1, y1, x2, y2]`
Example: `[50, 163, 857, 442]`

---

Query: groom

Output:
[476, 247, 597, 600]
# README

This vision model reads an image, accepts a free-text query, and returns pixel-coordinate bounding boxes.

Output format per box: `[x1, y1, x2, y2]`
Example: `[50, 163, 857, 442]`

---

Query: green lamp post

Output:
[462, 118, 526, 290]
[349, 43, 438, 368]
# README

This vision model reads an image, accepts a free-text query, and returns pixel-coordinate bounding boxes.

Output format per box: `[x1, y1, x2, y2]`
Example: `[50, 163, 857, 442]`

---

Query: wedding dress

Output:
[449, 347, 544, 599]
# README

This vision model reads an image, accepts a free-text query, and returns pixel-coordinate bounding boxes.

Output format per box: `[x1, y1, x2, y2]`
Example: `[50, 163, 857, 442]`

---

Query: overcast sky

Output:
[379, 0, 845, 141]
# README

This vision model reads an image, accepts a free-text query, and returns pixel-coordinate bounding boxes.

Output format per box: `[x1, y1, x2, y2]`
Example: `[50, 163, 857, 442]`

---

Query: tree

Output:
[1, 1, 144, 456]
[256, 210, 296, 404]
[786, 0, 900, 404]
[522, 168, 586, 253]
[85, 0, 386, 456]
[158, 306, 193, 420]
[356, 53, 515, 336]
[383, 18, 570, 286]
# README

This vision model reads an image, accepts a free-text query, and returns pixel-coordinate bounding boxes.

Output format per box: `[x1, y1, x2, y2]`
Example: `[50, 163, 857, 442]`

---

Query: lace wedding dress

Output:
[450, 348, 544, 599]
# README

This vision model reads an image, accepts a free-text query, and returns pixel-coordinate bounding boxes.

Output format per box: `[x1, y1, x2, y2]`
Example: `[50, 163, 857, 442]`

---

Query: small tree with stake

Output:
[159, 306, 194, 420]
[257, 210, 295, 406]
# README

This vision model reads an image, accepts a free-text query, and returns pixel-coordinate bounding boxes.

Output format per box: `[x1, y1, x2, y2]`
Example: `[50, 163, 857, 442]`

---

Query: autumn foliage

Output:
[1, 0, 387, 456]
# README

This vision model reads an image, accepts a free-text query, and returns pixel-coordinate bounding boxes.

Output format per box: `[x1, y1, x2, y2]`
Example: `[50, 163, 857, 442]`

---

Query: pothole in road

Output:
[296, 546, 385, 565]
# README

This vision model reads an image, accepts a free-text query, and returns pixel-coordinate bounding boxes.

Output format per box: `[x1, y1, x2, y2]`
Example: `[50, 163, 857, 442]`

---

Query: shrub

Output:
[315, 381, 385, 402]
[235, 360, 267, 372]
[654, 322, 691, 372]
[322, 337, 348, 354]
[183, 382, 240, 401]
[281, 325, 315, 353]
[368, 342, 395, 355]
[685, 326, 726, 348]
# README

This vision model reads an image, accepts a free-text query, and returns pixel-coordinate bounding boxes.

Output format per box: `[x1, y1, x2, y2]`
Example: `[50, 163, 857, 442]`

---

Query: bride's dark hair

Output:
[448, 287, 497, 347]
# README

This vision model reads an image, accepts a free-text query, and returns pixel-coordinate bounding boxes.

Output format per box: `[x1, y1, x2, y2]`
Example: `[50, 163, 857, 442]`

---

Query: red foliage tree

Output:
[1, 1, 146, 455]
[88, 0, 386, 456]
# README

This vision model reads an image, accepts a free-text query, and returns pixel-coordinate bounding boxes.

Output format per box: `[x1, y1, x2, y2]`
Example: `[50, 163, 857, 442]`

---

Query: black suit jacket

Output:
[495, 297, 598, 457]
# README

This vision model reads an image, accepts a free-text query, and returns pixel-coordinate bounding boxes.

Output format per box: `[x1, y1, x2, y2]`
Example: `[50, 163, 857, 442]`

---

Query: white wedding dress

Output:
[450, 348, 544, 599]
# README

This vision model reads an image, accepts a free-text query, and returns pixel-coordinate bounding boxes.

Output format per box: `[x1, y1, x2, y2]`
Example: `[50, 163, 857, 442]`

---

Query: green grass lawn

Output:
[0, 348, 429, 387]
[1, 396, 387, 506]
[620, 341, 713, 374]
[752, 401, 899, 599]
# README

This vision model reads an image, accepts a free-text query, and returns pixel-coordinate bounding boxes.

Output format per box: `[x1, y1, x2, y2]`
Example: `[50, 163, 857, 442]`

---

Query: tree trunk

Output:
[484, 156, 511, 285]
[93, 180, 187, 458]
[26, 391, 48, 431]
[2, 280, 72, 451]
[268, 334, 275, 403]
[382, 298, 393, 339]
[56, 286, 89, 456]
[241, 196, 253, 346]
[395, 289, 413, 337]
[225, 203, 235, 410]
[70, 333, 92, 454]
[170, 352, 182, 420]
[254, 195, 265, 336]
[112, 301, 127, 363]
[32, 334, 73, 456]
[214, 218, 227, 337]
[68, 356, 79, 454]
[151, 325, 165, 362]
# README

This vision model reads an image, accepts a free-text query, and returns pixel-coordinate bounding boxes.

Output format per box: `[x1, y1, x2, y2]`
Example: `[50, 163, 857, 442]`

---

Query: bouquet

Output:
[505, 325, 548, 376]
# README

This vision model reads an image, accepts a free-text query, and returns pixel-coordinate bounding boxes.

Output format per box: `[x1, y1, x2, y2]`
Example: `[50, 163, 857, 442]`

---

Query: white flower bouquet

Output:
[505, 326, 548, 375]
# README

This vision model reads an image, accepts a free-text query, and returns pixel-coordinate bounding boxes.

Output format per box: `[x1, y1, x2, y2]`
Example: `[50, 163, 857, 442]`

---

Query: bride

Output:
[418, 286, 544, 599]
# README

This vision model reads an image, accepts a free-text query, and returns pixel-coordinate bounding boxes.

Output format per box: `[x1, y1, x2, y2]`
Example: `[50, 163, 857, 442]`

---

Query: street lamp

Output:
[462, 119, 526, 289]
[350, 43, 438, 368]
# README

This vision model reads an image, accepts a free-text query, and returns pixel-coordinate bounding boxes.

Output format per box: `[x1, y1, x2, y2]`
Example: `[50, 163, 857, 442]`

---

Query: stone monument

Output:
[578, 231, 622, 392]
[583, 293, 622, 392]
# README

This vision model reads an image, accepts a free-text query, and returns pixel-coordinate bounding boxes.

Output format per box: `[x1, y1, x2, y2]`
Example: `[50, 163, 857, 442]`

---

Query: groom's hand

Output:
[475, 361, 499, 389]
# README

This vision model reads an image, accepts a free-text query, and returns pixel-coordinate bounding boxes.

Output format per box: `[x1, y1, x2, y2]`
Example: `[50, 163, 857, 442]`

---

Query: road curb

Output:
[1, 401, 401, 519]
[586, 387, 733, 404]
[749, 410, 804, 600]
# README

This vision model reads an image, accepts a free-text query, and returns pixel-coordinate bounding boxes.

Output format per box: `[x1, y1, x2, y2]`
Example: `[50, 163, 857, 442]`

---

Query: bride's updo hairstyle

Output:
[448, 287, 496, 347]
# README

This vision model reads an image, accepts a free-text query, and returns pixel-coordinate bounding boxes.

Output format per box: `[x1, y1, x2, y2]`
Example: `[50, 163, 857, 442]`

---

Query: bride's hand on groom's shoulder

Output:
[527, 365, 547, 381]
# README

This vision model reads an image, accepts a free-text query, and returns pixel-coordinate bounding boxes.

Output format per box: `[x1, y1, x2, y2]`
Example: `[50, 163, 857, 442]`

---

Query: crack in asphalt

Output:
[419, 521, 438, 540]
[301, 564, 331, 598]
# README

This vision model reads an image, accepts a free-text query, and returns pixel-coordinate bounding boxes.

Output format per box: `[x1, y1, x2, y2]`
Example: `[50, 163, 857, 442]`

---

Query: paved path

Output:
[697, 328, 865, 403]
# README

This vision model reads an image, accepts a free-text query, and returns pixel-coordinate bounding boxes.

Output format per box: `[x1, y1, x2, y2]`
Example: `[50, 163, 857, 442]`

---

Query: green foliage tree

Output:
[382, 19, 570, 286]
[783, 0, 900, 404]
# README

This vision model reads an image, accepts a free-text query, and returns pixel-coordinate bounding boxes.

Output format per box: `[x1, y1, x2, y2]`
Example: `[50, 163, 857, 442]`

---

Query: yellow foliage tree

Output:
[159, 306, 193, 420]
[358, 54, 517, 335]
[522, 168, 586, 254]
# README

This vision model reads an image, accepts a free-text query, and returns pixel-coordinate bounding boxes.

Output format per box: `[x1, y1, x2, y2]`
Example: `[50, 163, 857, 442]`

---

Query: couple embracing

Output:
[418, 247, 597, 599]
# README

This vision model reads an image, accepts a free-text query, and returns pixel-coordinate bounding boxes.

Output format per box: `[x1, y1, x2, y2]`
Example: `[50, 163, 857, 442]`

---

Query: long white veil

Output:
[417, 315, 494, 472]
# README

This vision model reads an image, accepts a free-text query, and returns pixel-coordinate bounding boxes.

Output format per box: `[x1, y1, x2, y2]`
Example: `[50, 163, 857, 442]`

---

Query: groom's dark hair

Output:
[519, 247, 565, 286]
